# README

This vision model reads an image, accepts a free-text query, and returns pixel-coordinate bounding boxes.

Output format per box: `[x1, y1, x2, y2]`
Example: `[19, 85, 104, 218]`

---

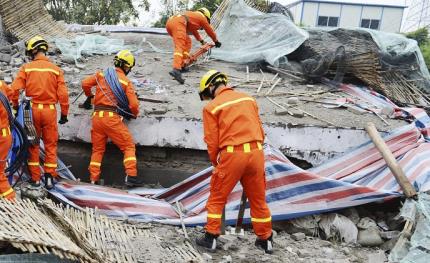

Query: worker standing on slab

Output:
[11, 36, 69, 190]
[81, 50, 143, 187]
[166, 7, 222, 84]
[195, 70, 273, 254]
[0, 80, 15, 200]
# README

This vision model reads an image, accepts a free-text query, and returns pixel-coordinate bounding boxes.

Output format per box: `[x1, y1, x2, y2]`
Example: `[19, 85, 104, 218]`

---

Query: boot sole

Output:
[169, 71, 185, 84]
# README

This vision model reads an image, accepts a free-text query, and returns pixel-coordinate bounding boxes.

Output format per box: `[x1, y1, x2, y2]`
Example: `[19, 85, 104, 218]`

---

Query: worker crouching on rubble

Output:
[166, 7, 222, 84]
[12, 36, 69, 190]
[195, 70, 274, 254]
[81, 50, 144, 187]
[0, 80, 15, 200]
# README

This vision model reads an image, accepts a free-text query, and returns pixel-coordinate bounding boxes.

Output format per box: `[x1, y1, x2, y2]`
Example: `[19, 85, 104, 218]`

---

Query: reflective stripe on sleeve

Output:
[1, 188, 14, 197]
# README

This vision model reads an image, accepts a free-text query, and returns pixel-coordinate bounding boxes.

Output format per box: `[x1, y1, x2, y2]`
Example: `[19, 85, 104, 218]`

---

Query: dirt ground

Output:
[60, 32, 406, 132]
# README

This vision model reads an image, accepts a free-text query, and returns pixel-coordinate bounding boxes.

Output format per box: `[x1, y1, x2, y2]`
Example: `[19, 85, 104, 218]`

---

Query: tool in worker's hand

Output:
[183, 43, 215, 68]
[235, 191, 247, 235]
[72, 90, 85, 104]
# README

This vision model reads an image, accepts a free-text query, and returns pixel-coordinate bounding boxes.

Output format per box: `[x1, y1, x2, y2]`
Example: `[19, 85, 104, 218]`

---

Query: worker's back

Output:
[203, 87, 264, 148]
[14, 54, 64, 104]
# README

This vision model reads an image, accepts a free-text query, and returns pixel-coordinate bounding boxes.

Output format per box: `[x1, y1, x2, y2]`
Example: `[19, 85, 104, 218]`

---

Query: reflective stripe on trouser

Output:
[0, 132, 15, 200]
[166, 16, 188, 69]
[89, 113, 137, 182]
[28, 105, 58, 181]
[205, 146, 272, 240]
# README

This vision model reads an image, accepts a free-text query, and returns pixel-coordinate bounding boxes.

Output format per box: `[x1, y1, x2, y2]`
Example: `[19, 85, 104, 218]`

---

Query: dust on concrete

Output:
[60, 33, 406, 133]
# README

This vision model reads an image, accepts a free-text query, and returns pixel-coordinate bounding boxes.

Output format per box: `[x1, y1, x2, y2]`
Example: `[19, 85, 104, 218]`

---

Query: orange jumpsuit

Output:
[81, 68, 139, 182]
[0, 81, 15, 200]
[12, 54, 69, 182]
[203, 86, 272, 240]
[166, 11, 218, 70]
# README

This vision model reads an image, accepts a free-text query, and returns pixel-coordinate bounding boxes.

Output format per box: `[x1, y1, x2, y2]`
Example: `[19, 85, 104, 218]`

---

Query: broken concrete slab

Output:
[0, 53, 11, 63]
[292, 232, 306, 241]
[367, 250, 387, 263]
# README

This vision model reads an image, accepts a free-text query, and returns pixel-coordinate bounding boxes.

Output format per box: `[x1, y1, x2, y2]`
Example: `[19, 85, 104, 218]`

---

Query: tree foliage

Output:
[43, 0, 150, 25]
[405, 27, 430, 69]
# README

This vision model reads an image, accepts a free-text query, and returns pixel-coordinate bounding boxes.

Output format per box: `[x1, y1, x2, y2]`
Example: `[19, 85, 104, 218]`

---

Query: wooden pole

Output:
[365, 122, 417, 198]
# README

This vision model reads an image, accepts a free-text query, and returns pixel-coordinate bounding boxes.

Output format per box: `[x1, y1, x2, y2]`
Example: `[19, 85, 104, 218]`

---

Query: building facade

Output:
[288, 0, 407, 32]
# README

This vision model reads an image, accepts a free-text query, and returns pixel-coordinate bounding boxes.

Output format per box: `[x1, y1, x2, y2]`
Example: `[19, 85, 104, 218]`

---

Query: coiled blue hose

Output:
[0, 92, 28, 185]
[103, 67, 134, 119]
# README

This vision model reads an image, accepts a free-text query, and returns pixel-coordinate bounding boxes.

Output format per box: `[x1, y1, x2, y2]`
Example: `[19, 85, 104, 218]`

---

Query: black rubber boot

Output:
[180, 66, 190, 73]
[29, 180, 41, 189]
[255, 234, 274, 254]
[169, 69, 185, 84]
[44, 173, 54, 190]
[195, 232, 218, 251]
[125, 175, 144, 187]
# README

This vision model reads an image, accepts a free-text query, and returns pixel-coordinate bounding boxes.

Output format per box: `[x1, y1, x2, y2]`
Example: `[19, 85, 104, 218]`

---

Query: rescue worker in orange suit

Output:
[11, 36, 69, 190]
[81, 50, 143, 187]
[0, 80, 16, 200]
[166, 7, 222, 84]
[195, 70, 273, 253]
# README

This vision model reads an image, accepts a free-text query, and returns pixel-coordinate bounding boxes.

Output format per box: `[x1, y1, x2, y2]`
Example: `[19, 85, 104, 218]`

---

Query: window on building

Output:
[317, 16, 339, 27]
[361, 19, 380, 30]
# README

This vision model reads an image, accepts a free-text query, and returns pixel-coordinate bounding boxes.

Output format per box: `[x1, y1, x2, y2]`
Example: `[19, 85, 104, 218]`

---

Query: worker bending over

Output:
[12, 36, 69, 190]
[0, 80, 15, 200]
[166, 7, 221, 84]
[81, 50, 143, 187]
[195, 70, 274, 253]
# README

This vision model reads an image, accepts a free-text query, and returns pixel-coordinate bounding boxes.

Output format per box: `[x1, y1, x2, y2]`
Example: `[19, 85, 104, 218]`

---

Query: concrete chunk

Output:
[292, 232, 306, 241]
[367, 250, 386, 263]
[0, 53, 11, 63]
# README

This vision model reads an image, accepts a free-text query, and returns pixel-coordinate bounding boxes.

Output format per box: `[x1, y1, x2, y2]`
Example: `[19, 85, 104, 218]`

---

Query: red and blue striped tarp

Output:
[49, 85, 430, 226]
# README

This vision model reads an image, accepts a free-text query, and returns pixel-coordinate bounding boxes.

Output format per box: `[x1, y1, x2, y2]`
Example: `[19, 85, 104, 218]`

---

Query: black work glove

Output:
[200, 40, 206, 45]
[79, 95, 93, 110]
[59, 114, 68, 124]
[215, 41, 222, 48]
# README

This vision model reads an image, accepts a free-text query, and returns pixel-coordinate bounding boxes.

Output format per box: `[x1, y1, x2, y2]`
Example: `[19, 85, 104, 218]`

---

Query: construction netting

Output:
[55, 35, 130, 63]
[210, 0, 308, 66]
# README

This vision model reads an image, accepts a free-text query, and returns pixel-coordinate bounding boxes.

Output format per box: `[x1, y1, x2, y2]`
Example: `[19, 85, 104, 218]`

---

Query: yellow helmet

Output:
[199, 70, 228, 100]
[25, 36, 48, 53]
[114, 50, 135, 71]
[198, 7, 211, 20]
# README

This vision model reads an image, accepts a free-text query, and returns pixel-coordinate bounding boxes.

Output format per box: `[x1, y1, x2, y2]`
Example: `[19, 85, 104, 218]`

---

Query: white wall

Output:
[290, 2, 303, 24]
[298, 2, 403, 32]
[340, 5, 362, 28]
[301, 2, 319, 26]
[380, 8, 404, 32]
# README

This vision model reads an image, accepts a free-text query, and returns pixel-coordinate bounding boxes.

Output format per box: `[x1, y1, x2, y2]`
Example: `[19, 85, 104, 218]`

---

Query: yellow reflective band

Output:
[90, 161, 101, 167]
[119, 79, 128, 86]
[207, 213, 222, 219]
[1, 128, 6, 137]
[257, 142, 263, 150]
[25, 68, 60, 75]
[38, 104, 43, 109]
[243, 143, 251, 153]
[123, 157, 136, 163]
[211, 97, 255, 114]
[1, 188, 14, 197]
[174, 52, 183, 57]
[0, 81, 2, 87]
[92, 112, 96, 117]
[49, 105, 55, 110]
[45, 163, 57, 168]
[183, 52, 190, 56]
[251, 216, 272, 223]
[28, 162, 40, 166]
[99, 73, 105, 77]
[99, 111, 104, 117]
[108, 112, 114, 117]
[226, 146, 234, 153]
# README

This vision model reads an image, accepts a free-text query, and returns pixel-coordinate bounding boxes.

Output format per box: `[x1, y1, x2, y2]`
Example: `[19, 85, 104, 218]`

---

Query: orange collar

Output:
[33, 53, 49, 62]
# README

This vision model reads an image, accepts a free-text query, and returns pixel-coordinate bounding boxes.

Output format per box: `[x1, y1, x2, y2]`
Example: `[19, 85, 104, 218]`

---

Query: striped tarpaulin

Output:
[49, 85, 430, 225]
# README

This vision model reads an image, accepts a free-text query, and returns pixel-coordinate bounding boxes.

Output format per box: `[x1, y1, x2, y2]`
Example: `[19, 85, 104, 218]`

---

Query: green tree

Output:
[406, 27, 429, 47]
[43, 0, 150, 25]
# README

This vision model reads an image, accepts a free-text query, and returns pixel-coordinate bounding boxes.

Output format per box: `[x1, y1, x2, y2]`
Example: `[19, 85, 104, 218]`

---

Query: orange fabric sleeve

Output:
[57, 70, 69, 116]
[11, 66, 27, 107]
[81, 74, 97, 97]
[201, 20, 218, 43]
[203, 108, 219, 166]
[125, 82, 139, 117]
